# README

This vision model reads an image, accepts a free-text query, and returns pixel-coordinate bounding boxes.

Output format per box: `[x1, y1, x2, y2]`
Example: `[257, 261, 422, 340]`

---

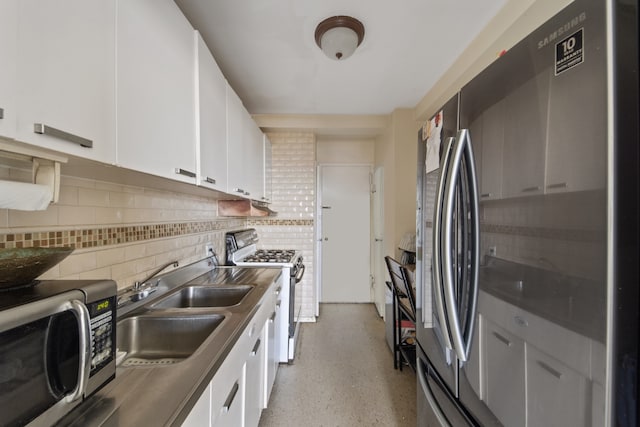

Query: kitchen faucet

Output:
[117, 260, 179, 307]
[133, 261, 179, 290]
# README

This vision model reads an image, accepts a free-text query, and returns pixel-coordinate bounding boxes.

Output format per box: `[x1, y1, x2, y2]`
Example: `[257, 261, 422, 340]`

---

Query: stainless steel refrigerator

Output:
[415, 0, 638, 425]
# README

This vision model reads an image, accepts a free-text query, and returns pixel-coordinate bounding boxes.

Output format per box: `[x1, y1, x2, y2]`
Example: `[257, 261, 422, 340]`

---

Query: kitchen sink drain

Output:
[122, 357, 183, 367]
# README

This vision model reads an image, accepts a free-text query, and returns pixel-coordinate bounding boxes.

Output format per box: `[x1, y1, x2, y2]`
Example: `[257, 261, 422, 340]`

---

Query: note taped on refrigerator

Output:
[425, 110, 443, 173]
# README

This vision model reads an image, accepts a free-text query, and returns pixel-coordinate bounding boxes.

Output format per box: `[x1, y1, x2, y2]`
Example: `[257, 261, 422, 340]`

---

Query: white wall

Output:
[316, 139, 374, 164]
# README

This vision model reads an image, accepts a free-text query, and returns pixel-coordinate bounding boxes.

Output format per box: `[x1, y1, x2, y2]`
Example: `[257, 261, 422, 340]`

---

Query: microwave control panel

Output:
[88, 296, 116, 374]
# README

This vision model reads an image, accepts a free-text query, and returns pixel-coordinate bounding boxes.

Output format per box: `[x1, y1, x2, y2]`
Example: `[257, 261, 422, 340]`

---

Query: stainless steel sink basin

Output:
[117, 314, 225, 366]
[151, 285, 253, 309]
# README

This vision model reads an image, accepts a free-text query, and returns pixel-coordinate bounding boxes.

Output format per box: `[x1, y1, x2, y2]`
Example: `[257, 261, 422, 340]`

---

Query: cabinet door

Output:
[0, 0, 17, 140]
[545, 45, 607, 193]
[483, 318, 526, 427]
[479, 99, 504, 200]
[526, 344, 589, 427]
[226, 84, 247, 197]
[265, 301, 280, 405]
[181, 383, 211, 427]
[244, 116, 264, 201]
[196, 31, 227, 192]
[502, 72, 549, 198]
[212, 366, 245, 427]
[263, 136, 273, 203]
[116, 0, 196, 183]
[245, 326, 265, 427]
[16, 1, 116, 163]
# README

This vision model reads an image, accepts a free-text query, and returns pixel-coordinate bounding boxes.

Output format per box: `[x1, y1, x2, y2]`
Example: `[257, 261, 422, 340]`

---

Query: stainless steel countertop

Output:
[58, 261, 282, 427]
[479, 256, 605, 343]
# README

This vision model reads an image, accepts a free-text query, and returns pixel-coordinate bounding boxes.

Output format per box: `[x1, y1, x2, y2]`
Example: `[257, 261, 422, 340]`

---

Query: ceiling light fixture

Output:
[314, 16, 365, 61]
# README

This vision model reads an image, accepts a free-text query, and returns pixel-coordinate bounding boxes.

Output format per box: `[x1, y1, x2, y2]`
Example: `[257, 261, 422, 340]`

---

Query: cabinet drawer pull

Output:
[521, 186, 541, 193]
[480, 193, 492, 198]
[0, 108, 4, 119]
[233, 188, 245, 194]
[222, 381, 239, 414]
[251, 338, 262, 356]
[492, 331, 511, 347]
[174, 168, 196, 178]
[269, 311, 276, 322]
[546, 182, 568, 189]
[205, 176, 216, 184]
[244, 191, 250, 196]
[537, 360, 563, 379]
[34, 123, 93, 148]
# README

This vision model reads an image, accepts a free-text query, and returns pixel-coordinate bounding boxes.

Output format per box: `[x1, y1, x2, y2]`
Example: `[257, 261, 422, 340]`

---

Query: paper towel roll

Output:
[0, 180, 53, 211]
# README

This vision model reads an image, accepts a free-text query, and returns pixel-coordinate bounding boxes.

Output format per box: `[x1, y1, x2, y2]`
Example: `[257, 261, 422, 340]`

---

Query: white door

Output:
[372, 167, 385, 316]
[319, 164, 371, 303]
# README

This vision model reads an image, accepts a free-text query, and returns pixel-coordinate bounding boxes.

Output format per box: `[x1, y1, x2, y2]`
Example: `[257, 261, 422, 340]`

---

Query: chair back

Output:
[384, 256, 416, 317]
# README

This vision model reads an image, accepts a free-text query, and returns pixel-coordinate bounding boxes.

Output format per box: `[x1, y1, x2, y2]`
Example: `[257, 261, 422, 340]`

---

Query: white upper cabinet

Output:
[263, 136, 273, 203]
[0, 0, 17, 140]
[502, 73, 550, 198]
[195, 31, 227, 193]
[116, 0, 197, 184]
[226, 84, 247, 197]
[244, 114, 264, 201]
[226, 82, 268, 201]
[14, 1, 116, 163]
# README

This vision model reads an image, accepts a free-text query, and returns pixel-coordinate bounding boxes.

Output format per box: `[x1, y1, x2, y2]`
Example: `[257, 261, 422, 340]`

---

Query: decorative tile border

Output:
[246, 219, 314, 226]
[425, 221, 600, 242]
[481, 223, 603, 242]
[0, 219, 245, 250]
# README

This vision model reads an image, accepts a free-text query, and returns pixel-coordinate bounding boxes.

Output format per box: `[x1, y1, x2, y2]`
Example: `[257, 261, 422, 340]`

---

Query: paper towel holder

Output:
[0, 140, 66, 205]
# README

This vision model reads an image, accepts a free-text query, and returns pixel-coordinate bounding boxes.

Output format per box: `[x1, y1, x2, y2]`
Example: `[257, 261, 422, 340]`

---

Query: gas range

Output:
[225, 229, 305, 363]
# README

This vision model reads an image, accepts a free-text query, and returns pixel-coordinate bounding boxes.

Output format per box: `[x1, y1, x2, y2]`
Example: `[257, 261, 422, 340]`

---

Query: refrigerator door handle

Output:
[441, 129, 474, 362]
[418, 358, 452, 427]
[462, 130, 480, 360]
[432, 136, 455, 350]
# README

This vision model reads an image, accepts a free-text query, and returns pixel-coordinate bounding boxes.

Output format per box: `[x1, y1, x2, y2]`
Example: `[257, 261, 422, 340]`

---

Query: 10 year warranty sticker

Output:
[555, 28, 584, 75]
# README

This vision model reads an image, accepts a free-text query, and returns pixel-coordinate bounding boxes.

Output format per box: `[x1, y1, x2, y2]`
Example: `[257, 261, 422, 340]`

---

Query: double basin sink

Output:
[117, 283, 254, 367]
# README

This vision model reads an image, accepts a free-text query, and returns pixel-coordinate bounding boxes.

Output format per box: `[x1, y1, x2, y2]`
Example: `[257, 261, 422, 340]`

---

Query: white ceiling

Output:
[175, 0, 507, 116]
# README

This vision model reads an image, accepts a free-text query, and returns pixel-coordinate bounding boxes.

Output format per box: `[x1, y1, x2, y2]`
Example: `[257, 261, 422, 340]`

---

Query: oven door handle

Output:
[294, 265, 305, 283]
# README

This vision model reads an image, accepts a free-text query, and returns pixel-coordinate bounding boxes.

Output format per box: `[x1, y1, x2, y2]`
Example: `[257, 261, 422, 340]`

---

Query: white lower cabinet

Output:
[265, 300, 280, 406]
[526, 345, 589, 427]
[212, 365, 245, 427]
[482, 317, 526, 427]
[245, 326, 266, 427]
[478, 291, 599, 427]
[182, 281, 277, 427]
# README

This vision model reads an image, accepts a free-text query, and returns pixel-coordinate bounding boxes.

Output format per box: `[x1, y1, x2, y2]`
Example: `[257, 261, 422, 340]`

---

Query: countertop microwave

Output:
[0, 279, 117, 427]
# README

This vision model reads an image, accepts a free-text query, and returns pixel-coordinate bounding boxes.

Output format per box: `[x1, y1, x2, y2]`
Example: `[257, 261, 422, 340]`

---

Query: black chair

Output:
[385, 256, 416, 372]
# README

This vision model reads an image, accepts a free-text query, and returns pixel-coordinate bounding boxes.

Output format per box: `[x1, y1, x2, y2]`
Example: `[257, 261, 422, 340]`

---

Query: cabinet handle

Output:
[269, 311, 276, 322]
[537, 360, 563, 379]
[546, 182, 568, 189]
[514, 315, 528, 327]
[0, 108, 4, 119]
[222, 381, 239, 414]
[174, 168, 196, 178]
[492, 331, 511, 347]
[34, 123, 93, 148]
[233, 188, 245, 194]
[244, 191, 250, 196]
[205, 176, 216, 184]
[521, 186, 541, 193]
[275, 286, 282, 296]
[251, 338, 262, 356]
[480, 193, 492, 198]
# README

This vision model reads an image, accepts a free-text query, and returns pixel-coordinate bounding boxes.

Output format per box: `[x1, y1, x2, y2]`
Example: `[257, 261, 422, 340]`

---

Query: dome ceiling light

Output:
[314, 16, 365, 60]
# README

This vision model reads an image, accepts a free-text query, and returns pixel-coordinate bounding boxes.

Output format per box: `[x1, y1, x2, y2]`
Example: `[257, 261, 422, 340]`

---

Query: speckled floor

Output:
[259, 303, 416, 427]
